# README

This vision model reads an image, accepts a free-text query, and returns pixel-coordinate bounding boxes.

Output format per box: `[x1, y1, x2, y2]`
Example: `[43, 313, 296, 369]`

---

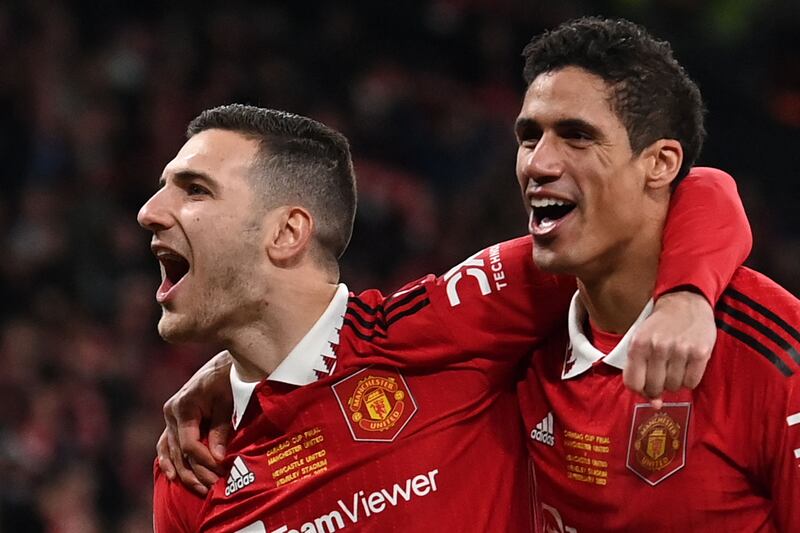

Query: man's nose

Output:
[520, 134, 563, 186]
[137, 188, 172, 232]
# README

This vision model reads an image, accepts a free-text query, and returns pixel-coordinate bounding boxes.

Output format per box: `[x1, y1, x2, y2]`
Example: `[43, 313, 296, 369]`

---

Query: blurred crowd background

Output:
[0, 0, 797, 531]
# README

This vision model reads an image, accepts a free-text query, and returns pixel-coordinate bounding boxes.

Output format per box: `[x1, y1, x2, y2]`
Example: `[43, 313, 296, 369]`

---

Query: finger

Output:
[156, 430, 176, 480]
[187, 456, 221, 488]
[683, 352, 710, 389]
[209, 426, 231, 464]
[623, 337, 648, 395]
[173, 404, 218, 471]
[167, 428, 207, 495]
[663, 349, 689, 392]
[163, 398, 180, 433]
[643, 351, 668, 400]
[182, 438, 221, 476]
[209, 401, 234, 463]
[650, 397, 664, 410]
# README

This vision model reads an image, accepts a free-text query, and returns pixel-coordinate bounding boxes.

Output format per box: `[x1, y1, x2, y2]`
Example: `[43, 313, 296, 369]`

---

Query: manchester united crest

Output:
[626, 403, 691, 485]
[332, 367, 417, 442]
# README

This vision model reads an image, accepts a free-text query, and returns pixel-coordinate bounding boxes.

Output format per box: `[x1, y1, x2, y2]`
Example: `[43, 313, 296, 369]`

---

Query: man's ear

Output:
[643, 139, 683, 190]
[265, 206, 314, 265]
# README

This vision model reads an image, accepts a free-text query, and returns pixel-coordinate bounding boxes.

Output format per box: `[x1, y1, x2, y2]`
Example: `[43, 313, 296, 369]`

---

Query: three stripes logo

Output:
[344, 286, 430, 342]
[717, 286, 800, 377]
[531, 412, 555, 447]
[225, 456, 255, 496]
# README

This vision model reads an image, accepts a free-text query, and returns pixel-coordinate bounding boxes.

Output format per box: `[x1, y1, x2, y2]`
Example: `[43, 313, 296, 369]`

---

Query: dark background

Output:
[0, 1, 796, 531]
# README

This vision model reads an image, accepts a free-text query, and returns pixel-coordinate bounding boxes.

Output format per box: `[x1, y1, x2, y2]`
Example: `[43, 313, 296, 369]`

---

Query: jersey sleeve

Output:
[760, 293, 800, 530]
[342, 237, 576, 369]
[153, 458, 205, 533]
[655, 167, 752, 304]
[770, 375, 800, 530]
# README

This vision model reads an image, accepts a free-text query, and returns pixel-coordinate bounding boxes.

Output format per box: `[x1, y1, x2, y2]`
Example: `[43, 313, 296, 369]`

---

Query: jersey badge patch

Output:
[626, 402, 691, 486]
[332, 367, 417, 442]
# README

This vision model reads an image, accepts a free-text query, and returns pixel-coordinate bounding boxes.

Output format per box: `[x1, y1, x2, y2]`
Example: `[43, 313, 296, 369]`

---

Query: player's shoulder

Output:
[339, 236, 570, 350]
[340, 284, 417, 347]
[714, 267, 800, 381]
[685, 166, 734, 181]
[435, 235, 570, 294]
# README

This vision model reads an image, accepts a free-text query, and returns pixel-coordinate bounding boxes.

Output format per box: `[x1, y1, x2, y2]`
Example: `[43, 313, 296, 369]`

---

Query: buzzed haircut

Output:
[522, 17, 705, 183]
[187, 104, 357, 266]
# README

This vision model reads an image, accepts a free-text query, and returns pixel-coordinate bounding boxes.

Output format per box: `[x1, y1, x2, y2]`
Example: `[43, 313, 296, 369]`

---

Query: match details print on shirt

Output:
[264, 426, 328, 489]
[563, 428, 610, 487]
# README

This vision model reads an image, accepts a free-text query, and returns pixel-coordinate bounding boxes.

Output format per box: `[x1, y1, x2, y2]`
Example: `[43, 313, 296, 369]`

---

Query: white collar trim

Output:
[229, 283, 348, 429]
[562, 291, 654, 379]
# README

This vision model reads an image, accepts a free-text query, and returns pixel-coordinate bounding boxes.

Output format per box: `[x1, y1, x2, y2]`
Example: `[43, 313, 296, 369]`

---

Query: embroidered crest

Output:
[332, 367, 417, 442]
[626, 403, 691, 485]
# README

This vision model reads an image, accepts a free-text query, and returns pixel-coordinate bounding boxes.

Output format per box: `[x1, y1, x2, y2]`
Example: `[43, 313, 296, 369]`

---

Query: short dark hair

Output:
[187, 104, 357, 266]
[522, 17, 705, 182]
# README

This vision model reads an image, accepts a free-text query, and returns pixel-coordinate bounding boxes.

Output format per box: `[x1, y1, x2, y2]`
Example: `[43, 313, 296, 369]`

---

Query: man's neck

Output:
[578, 272, 654, 334]
[576, 219, 665, 334]
[224, 276, 339, 383]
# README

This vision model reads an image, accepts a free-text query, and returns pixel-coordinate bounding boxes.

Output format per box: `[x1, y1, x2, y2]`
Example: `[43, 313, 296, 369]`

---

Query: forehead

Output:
[162, 128, 260, 181]
[519, 66, 620, 126]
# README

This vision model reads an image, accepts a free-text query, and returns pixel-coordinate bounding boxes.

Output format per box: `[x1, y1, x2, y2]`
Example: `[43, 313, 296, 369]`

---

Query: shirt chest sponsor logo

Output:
[235, 468, 440, 533]
[626, 402, 691, 486]
[332, 367, 417, 442]
[788, 412, 800, 464]
[541, 502, 577, 533]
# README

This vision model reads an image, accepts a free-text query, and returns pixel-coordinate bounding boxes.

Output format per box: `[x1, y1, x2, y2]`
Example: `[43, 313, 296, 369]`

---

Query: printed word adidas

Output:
[226, 456, 256, 496]
[531, 412, 555, 447]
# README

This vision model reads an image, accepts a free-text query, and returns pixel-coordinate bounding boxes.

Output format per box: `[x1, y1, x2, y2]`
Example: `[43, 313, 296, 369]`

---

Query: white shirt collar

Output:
[562, 291, 654, 380]
[230, 283, 349, 429]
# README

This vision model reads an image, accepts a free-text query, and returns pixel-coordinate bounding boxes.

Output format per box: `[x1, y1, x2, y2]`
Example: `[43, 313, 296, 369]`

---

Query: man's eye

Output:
[187, 184, 209, 196]
[566, 130, 592, 141]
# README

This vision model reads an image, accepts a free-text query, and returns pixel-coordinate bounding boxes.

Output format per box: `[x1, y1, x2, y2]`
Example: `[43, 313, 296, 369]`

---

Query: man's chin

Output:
[531, 247, 574, 275]
[157, 316, 201, 344]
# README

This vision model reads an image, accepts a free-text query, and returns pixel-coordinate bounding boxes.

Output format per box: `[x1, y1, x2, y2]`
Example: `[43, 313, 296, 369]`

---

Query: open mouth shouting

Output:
[528, 195, 577, 237]
[152, 243, 190, 303]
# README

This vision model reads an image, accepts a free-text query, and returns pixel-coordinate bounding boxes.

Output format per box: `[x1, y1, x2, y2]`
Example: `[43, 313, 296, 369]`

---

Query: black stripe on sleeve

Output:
[345, 307, 387, 331]
[346, 288, 429, 336]
[386, 298, 430, 327]
[724, 288, 800, 345]
[342, 317, 387, 341]
[348, 296, 379, 316]
[718, 302, 800, 367]
[385, 286, 428, 316]
[716, 318, 793, 377]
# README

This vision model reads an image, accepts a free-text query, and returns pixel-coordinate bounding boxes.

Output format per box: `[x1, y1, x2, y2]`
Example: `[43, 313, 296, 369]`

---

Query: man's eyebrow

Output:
[158, 170, 216, 188]
[554, 118, 603, 138]
[515, 117, 604, 137]
[514, 117, 540, 138]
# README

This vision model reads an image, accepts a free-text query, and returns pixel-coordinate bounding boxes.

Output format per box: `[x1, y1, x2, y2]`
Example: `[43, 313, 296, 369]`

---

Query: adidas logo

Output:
[531, 412, 555, 447]
[225, 456, 255, 496]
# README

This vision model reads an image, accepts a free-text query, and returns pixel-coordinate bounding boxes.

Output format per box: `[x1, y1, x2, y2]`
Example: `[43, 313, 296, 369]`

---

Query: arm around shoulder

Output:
[656, 166, 752, 304]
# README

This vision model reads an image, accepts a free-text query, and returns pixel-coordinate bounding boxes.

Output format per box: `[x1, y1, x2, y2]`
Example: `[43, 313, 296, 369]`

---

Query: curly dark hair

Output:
[522, 17, 705, 182]
[188, 104, 357, 266]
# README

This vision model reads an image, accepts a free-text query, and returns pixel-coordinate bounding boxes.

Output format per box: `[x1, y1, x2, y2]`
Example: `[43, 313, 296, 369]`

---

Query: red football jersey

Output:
[520, 267, 800, 532]
[153, 168, 751, 532]
[154, 241, 574, 533]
